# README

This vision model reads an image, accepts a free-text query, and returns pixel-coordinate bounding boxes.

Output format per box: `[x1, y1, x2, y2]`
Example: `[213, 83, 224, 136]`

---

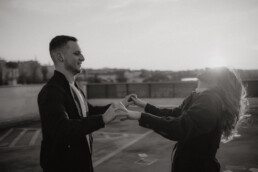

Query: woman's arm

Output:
[138, 94, 221, 142]
[144, 103, 182, 118]
[131, 96, 184, 118]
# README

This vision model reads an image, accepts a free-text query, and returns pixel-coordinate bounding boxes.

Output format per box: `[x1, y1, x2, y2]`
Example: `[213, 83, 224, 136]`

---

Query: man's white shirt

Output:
[70, 84, 91, 150]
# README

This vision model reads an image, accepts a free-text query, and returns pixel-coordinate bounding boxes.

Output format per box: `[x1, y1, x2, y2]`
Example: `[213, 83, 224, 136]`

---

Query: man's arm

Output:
[87, 103, 111, 116]
[76, 85, 111, 116]
[144, 93, 195, 118]
[38, 85, 105, 144]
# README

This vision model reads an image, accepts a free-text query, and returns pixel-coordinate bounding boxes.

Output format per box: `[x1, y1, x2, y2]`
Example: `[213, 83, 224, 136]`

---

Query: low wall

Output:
[87, 82, 198, 98]
[0, 80, 257, 128]
[87, 80, 258, 98]
[0, 85, 43, 128]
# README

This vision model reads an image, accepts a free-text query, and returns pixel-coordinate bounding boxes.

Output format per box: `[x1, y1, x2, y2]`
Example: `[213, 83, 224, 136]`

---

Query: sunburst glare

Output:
[207, 56, 228, 68]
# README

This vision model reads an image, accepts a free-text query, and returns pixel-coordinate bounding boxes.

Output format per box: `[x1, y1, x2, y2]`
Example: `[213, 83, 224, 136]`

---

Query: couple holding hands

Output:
[38, 35, 248, 172]
[104, 94, 145, 122]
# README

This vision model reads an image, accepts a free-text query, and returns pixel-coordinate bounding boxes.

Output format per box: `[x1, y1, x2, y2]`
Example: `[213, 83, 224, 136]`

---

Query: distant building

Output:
[0, 60, 19, 86]
[6, 64, 19, 86]
[181, 77, 198, 82]
[85, 69, 118, 83]
[97, 73, 117, 83]
[18, 60, 43, 84]
[0, 58, 7, 85]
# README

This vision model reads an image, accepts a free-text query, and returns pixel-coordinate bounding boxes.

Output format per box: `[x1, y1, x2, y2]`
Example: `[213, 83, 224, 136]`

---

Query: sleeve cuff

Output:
[85, 115, 105, 130]
[144, 103, 155, 113]
[138, 112, 156, 129]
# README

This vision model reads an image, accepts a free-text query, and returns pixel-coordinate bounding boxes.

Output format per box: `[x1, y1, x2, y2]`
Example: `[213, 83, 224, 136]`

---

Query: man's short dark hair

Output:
[49, 35, 77, 52]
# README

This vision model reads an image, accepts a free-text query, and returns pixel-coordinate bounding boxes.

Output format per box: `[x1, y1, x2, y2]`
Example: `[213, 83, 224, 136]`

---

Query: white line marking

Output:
[93, 130, 153, 167]
[225, 165, 246, 170]
[0, 128, 13, 142]
[250, 168, 258, 172]
[17, 128, 40, 130]
[9, 129, 28, 147]
[94, 132, 129, 141]
[29, 129, 41, 146]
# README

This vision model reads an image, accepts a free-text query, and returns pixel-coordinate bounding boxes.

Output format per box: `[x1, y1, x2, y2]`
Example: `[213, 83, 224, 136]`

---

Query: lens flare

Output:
[207, 56, 228, 68]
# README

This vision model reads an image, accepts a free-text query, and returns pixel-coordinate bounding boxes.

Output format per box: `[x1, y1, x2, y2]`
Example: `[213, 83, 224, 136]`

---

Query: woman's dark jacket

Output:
[139, 90, 223, 172]
[38, 71, 110, 172]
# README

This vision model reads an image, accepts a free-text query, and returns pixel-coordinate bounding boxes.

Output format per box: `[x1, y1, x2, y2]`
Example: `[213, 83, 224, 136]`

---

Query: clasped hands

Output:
[102, 94, 146, 124]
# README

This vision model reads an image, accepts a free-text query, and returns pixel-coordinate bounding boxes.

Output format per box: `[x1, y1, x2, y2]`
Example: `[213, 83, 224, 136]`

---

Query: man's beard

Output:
[65, 63, 81, 75]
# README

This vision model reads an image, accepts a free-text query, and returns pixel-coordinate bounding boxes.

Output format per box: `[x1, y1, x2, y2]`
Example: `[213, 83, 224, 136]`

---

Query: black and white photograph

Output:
[0, 0, 258, 172]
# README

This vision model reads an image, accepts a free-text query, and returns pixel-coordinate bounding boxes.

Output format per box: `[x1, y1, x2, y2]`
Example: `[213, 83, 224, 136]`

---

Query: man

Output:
[38, 35, 131, 172]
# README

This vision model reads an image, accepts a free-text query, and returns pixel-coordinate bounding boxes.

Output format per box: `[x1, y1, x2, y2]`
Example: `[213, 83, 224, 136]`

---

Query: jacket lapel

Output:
[69, 85, 84, 118]
[52, 71, 83, 119]
[75, 82, 89, 115]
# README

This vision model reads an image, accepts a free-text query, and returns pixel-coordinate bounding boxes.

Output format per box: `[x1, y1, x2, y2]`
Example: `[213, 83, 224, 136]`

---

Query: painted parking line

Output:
[9, 128, 28, 147]
[0, 128, 13, 142]
[29, 129, 41, 146]
[93, 130, 153, 167]
[94, 132, 129, 141]
[0, 128, 42, 148]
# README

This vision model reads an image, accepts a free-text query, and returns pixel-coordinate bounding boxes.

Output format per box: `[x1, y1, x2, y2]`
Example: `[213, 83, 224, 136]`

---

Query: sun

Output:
[207, 56, 228, 68]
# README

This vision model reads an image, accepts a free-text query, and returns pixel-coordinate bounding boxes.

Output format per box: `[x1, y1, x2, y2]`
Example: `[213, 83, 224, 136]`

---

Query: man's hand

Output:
[102, 102, 128, 124]
[117, 110, 142, 121]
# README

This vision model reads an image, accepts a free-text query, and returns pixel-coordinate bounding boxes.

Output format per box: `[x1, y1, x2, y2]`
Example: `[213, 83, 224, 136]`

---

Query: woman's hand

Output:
[131, 96, 147, 109]
[121, 94, 137, 107]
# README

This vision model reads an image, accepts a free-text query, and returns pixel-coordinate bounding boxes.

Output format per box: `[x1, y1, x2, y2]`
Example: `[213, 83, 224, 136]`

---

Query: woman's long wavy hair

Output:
[198, 67, 249, 142]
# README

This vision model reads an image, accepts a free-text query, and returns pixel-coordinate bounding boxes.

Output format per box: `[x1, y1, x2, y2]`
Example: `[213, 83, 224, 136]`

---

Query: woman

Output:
[120, 67, 249, 172]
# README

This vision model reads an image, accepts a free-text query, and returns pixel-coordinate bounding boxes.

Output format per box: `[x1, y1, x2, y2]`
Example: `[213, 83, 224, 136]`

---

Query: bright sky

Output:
[0, 0, 257, 71]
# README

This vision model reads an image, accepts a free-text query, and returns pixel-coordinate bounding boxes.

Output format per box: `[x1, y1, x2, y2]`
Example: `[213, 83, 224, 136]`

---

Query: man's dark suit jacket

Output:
[38, 71, 110, 172]
[139, 90, 223, 172]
